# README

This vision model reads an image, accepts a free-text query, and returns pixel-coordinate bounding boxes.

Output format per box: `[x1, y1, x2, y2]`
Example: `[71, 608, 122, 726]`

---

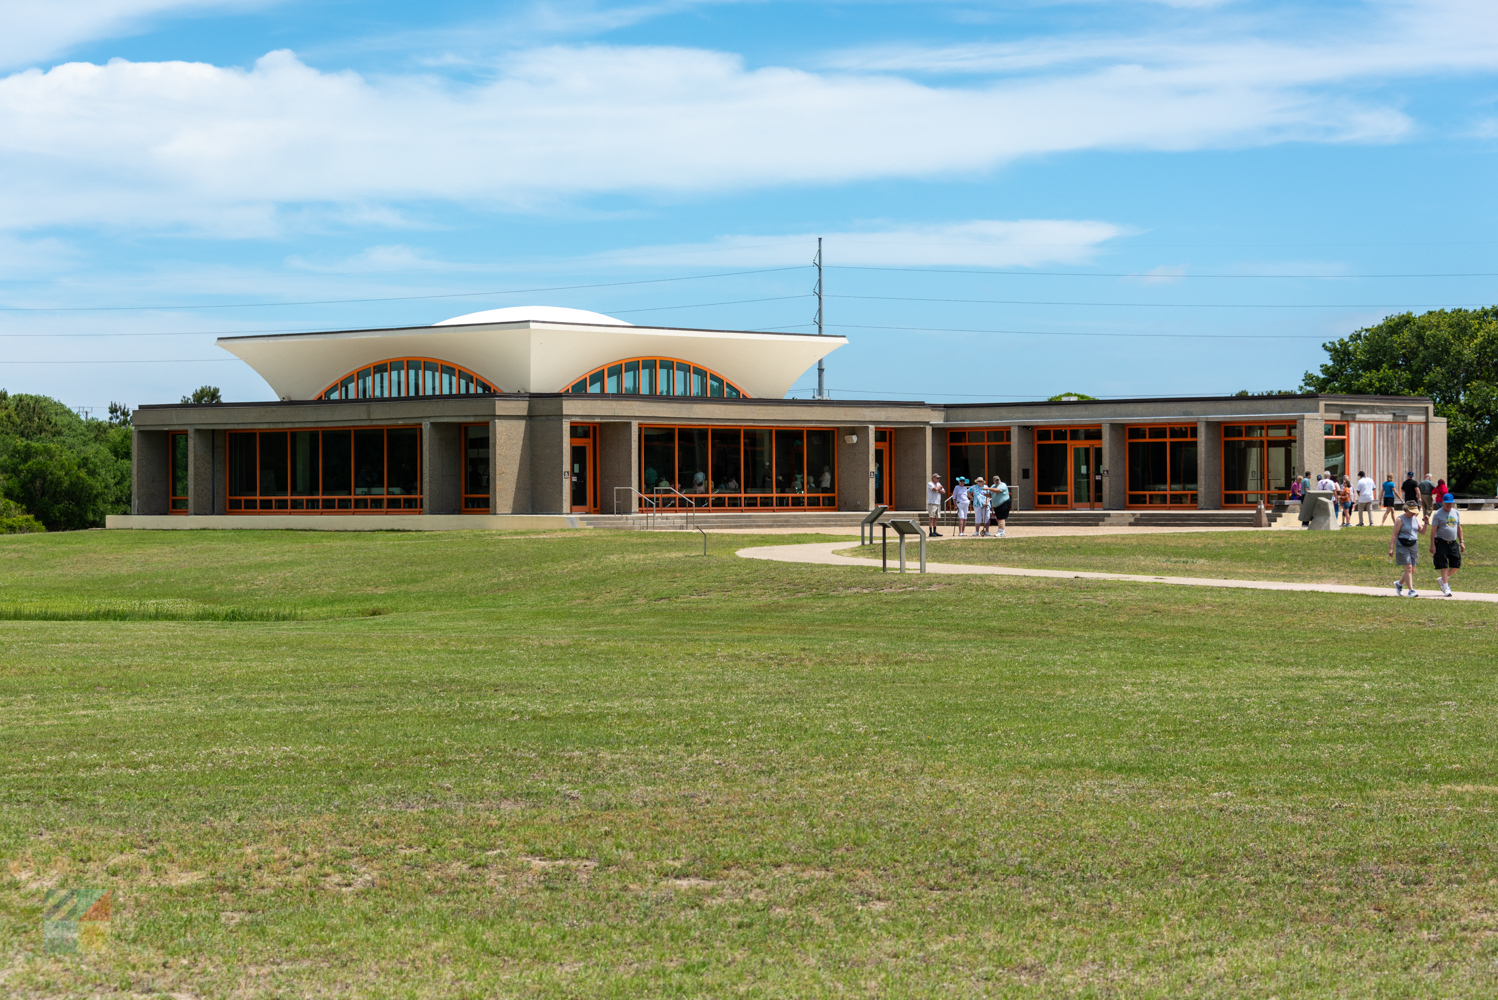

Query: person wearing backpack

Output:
[1390, 501, 1426, 597]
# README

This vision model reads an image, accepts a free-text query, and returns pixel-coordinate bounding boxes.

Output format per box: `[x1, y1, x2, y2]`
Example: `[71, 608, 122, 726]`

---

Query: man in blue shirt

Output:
[1381, 474, 1398, 525]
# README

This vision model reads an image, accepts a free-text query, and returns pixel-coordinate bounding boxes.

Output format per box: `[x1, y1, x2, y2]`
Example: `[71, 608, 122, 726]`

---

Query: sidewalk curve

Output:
[736, 541, 1498, 603]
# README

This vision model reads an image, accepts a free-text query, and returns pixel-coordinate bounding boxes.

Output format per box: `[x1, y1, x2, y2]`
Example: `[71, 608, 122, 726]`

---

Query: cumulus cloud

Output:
[0, 0, 1492, 234]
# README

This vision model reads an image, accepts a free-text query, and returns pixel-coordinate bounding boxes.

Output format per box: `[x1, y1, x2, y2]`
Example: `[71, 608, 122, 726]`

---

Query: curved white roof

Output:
[435, 306, 632, 327]
[217, 312, 845, 400]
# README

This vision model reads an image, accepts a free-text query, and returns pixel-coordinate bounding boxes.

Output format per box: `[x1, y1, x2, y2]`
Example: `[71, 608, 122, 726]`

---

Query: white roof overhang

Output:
[216, 321, 847, 400]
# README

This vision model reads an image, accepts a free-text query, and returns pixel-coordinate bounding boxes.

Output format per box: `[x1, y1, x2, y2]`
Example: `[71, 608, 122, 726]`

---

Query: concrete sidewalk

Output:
[736, 541, 1498, 603]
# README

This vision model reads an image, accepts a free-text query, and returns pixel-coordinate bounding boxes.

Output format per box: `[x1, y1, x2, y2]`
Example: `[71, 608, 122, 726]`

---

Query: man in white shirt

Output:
[925, 473, 946, 536]
[1318, 472, 1336, 492]
[1353, 470, 1376, 526]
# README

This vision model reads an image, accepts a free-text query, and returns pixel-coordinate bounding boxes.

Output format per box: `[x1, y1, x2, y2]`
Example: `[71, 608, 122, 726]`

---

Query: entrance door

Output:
[569, 424, 596, 512]
[1071, 444, 1103, 510]
[874, 429, 892, 507]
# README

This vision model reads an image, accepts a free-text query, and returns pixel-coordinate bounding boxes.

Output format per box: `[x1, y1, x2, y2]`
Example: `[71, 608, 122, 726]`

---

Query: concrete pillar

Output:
[836, 425, 874, 511]
[932, 426, 949, 484]
[187, 428, 224, 515]
[493, 418, 529, 514]
[598, 421, 637, 514]
[1011, 424, 1035, 510]
[1197, 420, 1220, 509]
[528, 415, 568, 514]
[132, 429, 169, 515]
[1102, 422, 1127, 509]
[892, 425, 930, 511]
[1429, 416, 1448, 485]
[422, 421, 462, 514]
[1298, 416, 1325, 480]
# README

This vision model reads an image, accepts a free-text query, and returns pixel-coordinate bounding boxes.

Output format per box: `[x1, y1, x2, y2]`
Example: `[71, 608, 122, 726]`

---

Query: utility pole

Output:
[814, 237, 826, 399]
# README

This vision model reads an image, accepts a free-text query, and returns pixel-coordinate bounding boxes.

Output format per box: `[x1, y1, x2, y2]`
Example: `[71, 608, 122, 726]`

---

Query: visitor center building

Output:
[119, 306, 1448, 526]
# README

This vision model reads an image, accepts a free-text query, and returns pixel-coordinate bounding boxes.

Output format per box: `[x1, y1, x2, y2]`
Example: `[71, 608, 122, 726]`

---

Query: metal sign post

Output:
[886, 519, 926, 573]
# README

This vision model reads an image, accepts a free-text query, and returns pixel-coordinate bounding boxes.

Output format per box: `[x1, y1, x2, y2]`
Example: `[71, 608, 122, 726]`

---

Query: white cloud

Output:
[0, 0, 277, 71]
[589, 220, 1130, 268]
[0, 0, 1492, 234]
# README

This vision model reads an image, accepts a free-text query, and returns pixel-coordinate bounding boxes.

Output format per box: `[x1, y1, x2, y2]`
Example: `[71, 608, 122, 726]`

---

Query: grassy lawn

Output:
[843, 525, 1498, 592]
[2, 527, 1498, 998]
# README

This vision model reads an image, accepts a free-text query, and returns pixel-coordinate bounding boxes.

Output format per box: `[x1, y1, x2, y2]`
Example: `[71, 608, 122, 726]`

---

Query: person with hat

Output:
[1430, 492, 1465, 597]
[1390, 500, 1426, 596]
[952, 477, 971, 536]
[972, 476, 992, 536]
[925, 472, 946, 536]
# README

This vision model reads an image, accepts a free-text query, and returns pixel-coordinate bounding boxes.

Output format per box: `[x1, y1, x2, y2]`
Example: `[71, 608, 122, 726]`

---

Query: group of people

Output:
[1292, 469, 1449, 528]
[924, 472, 1012, 538]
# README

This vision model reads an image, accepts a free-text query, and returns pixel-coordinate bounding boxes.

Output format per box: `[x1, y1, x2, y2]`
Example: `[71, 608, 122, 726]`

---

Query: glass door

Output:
[874, 429, 892, 507]
[570, 424, 597, 512]
[1071, 444, 1103, 509]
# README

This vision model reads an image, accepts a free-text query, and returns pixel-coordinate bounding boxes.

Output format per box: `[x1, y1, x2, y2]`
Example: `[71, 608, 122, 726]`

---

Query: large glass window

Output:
[1126, 425, 1198, 506]
[566, 358, 747, 398]
[169, 432, 189, 512]
[226, 427, 421, 513]
[1324, 422, 1347, 481]
[947, 429, 1010, 489]
[462, 424, 490, 511]
[641, 425, 837, 508]
[319, 358, 493, 400]
[1222, 424, 1297, 506]
[1033, 427, 1099, 507]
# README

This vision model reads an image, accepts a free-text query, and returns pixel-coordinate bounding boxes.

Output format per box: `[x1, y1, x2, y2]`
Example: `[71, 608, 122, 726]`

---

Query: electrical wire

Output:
[828, 323, 1326, 340]
[0, 266, 809, 313]
[831, 294, 1493, 309]
[829, 265, 1498, 279]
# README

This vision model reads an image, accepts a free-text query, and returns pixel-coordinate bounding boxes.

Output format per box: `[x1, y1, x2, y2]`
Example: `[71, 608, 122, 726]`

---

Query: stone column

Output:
[1298, 416, 1325, 480]
[892, 425, 931, 511]
[187, 428, 224, 515]
[1101, 422, 1127, 509]
[597, 421, 638, 514]
[1429, 416, 1448, 485]
[493, 418, 528, 514]
[1197, 420, 1220, 509]
[836, 425, 875, 511]
[1010, 424, 1035, 510]
[132, 429, 169, 515]
[422, 421, 462, 514]
[528, 415, 568, 514]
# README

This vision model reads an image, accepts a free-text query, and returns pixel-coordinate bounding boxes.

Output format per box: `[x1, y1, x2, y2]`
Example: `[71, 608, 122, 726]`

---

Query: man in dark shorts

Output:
[1430, 493, 1465, 597]
[1401, 471, 1420, 509]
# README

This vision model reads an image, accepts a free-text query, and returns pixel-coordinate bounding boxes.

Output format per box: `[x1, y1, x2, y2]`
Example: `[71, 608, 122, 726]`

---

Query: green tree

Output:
[1301, 307, 1498, 493]
[182, 385, 222, 404]
[1047, 391, 1097, 401]
[0, 497, 45, 534]
[108, 401, 132, 426]
[0, 440, 110, 531]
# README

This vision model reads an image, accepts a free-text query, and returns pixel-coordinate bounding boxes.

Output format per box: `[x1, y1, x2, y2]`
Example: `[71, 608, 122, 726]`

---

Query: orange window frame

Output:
[1220, 423, 1298, 507]
[565, 358, 748, 398]
[461, 423, 492, 513]
[638, 424, 838, 510]
[946, 428, 1011, 497]
[318, 357, 497, 400]
[1323, 422, 1348, 482]
[168, 431, 189, 513]
[1032, 426, 1101, 508]
[224, 425, 423, 514]
[1124, 424, 1199, 508]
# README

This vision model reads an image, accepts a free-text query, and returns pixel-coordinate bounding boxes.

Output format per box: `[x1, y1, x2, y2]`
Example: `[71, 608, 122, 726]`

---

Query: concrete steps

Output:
[581, 508, 1294, 530]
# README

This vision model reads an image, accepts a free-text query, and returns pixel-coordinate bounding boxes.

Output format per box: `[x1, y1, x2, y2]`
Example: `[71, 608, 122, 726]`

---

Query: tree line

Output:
[0, 391, 134, 532]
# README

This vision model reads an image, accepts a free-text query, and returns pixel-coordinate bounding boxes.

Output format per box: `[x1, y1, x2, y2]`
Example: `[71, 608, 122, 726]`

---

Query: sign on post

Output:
[886, 518, 926, 573]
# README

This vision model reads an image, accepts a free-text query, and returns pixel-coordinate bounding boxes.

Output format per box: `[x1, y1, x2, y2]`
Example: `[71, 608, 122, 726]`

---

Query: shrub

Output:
[0, 440, 110, 531]
[0, 498, 45, 534]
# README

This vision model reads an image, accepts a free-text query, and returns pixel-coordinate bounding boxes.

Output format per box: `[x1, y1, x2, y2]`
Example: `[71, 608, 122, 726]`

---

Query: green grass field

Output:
[3, 527, 1498, 998]
[846, 525, 1498, 592]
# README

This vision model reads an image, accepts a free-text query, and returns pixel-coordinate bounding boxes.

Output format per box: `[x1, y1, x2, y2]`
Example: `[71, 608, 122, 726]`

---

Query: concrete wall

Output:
[423, 421, 462, 514]
[1102, 423, 1127, 509]
[892, 425, 930, 511]
[1429, 416, 1448, 484]
[1197, 420, 1220, 509]
[187, 428, 224, 515]
[133, 429, 169, 515]
[493, 418, 529, 514]
[1010, 425, 1035, 510]
[837, 425, 874, 511]
[528, 414, 567, 513]
[1298, 417, 1325, 480]
[598, 421, 637, 514]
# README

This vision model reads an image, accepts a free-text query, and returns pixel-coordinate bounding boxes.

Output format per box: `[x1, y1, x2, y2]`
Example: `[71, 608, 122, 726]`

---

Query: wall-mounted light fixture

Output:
[843, 433, 859, 445]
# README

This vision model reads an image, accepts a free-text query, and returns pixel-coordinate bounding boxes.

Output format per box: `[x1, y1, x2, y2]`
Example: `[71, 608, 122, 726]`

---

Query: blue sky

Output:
[1, 0, 1495, 409]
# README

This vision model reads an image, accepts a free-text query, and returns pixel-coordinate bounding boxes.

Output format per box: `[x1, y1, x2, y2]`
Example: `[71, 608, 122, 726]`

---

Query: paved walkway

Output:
[736, 541, 1498, 603]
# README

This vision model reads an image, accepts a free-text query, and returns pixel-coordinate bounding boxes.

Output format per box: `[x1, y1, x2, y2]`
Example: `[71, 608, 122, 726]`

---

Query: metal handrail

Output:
[647, 485, 698, 529]
[612, 486, 660, 528]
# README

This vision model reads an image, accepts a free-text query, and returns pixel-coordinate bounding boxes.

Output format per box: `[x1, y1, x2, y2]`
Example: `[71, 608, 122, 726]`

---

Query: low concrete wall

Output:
[107, 514, 583, 531]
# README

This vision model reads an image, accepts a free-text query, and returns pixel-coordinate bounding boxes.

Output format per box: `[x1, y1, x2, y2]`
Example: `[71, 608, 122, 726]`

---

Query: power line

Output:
[829, 323, 1328, 340]
[0, 266, 809, 314]
[608, 294, 810, 314]
[831, 294, 1494, 309]
[829, 265, 1498, 279]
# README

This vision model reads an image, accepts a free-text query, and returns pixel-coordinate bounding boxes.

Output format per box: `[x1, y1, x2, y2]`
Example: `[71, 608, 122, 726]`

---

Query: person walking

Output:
[971, 476, 992, 537]
[925, 472, 946, 537]
[952, 477, 970, 536]
[1390, 501, 1426, 596]
[1430, 492, 1465, 597]
[1419, 472, 1436, 516]
[1354, 470, 1376, 526]
[990, 476, 1012, 538]
[1401, 471, 1420, 510]
[1435, 478, 1448, 504]
[1336, 476, 1353, 526]
[1380, 473, 1398, 525]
